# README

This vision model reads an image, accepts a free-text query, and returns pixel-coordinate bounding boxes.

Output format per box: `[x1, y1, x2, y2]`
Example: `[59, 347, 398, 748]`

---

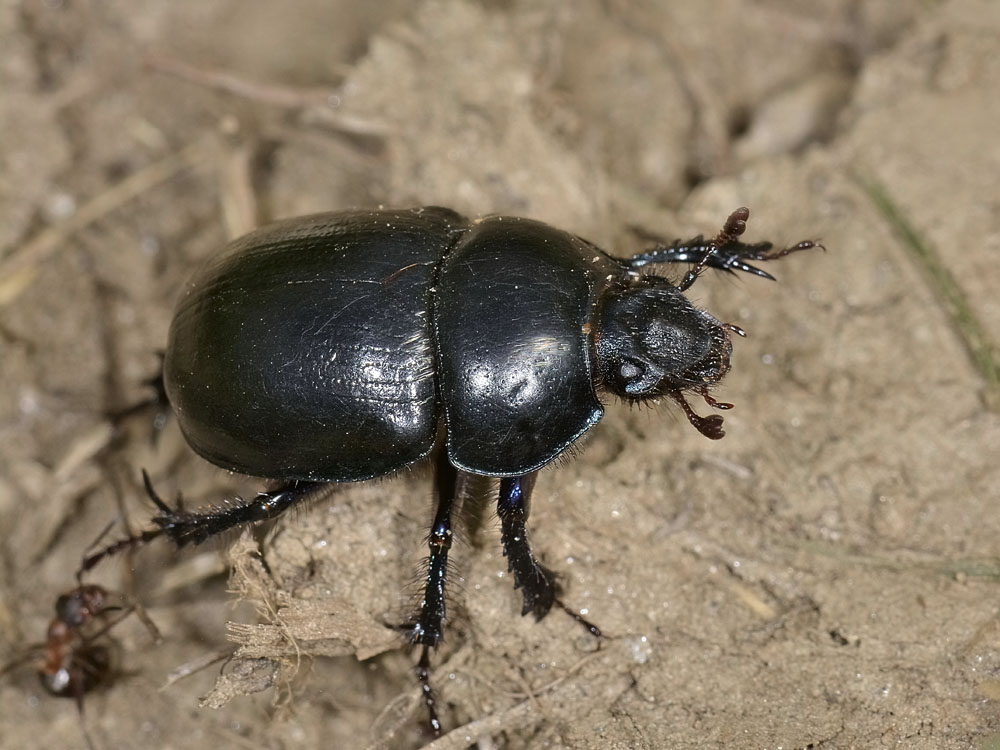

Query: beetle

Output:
[81, 205, 817, 735]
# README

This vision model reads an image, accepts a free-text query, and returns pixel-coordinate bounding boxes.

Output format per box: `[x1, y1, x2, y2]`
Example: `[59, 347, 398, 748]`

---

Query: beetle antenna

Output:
[698, 386, 733, 411]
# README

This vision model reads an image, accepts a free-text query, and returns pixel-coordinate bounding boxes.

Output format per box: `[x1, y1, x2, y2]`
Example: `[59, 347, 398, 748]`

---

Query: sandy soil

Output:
[2, 1, 1000, 748]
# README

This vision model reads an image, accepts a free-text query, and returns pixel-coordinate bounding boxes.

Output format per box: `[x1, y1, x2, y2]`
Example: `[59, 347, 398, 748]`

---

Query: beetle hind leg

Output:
[78, 472, 328, 578]
[143, 472, 327, 547]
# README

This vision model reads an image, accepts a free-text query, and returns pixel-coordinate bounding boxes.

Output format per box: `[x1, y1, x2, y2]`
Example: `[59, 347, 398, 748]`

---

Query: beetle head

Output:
[595, 281, 735, 438]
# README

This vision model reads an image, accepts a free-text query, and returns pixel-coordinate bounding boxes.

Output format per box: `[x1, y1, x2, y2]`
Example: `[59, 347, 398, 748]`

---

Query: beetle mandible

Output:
[81, 205, 818, 735]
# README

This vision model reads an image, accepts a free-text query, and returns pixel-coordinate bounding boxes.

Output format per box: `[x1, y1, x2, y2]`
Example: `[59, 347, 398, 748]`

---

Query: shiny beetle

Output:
[84, 205, 817, 735]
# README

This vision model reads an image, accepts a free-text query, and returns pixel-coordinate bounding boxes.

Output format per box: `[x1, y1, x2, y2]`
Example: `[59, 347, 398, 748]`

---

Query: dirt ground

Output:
[2, 1, 1000, 748]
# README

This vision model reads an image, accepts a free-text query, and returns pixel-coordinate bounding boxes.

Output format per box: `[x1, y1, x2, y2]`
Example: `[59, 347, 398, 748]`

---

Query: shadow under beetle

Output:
[81, 205, 818, 736]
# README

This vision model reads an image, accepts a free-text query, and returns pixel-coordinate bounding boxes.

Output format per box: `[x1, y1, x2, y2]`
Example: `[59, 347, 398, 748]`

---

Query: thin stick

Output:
[145, 54, 389, 137]
[0, 139, 213, 306]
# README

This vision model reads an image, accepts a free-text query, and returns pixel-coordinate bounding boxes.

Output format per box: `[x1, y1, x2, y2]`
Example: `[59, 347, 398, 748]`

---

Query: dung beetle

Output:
[81, 205, 818, 735]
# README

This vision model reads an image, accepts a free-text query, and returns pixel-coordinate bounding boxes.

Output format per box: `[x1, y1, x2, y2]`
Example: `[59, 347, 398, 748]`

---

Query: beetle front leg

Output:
[497, 473, 558, 619]
[498, 475, 602, 638]
[625, 207, 821, 282]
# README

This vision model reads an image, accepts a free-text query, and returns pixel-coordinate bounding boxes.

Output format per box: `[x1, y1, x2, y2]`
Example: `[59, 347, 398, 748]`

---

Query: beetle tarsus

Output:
[76, 519, 166, 581]
[415, 645, 443, 738]
[554, 599, 603, 639]
[676, 208, 751, 291]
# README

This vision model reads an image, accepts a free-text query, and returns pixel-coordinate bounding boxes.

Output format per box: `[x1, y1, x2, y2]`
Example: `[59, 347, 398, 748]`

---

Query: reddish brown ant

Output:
[39, 583, 160, 703]
[3, 517, 161, 750]
[1, 580, 159, 750]
[3, 581, 160, 701]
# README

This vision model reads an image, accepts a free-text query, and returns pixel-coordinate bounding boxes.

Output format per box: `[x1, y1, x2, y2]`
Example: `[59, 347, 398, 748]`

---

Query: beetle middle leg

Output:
[403, 453, 465, 736]
[409, 454, 461, 647]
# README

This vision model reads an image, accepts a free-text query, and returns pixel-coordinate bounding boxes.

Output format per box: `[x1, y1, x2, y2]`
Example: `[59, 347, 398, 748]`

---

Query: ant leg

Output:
[72, 588, 161, 645]
[403, 454, 463, 736]
[497, 475, 601, 637]
[127, 600, 161, 643]
[85, 600, 161, 645]
[626, 207, 822, 283]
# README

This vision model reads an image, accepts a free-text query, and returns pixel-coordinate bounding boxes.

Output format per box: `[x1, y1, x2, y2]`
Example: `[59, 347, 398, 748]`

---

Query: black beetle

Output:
[81, 205, 817, 735]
